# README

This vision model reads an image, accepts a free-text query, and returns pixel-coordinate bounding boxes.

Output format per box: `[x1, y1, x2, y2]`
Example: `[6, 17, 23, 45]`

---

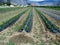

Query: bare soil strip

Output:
[37, 8, 60, 28]
[0, 8, 60, 45]
[42, 12, 60, 28]
[35, 8, 60, 45]
[0, 9, 30, 45]
[34, 8, 57, 45]
[8, 8, 60, 45]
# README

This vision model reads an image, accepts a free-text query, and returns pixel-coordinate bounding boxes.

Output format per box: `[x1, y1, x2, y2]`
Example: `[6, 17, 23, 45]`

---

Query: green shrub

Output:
[8, 40, 15, 45]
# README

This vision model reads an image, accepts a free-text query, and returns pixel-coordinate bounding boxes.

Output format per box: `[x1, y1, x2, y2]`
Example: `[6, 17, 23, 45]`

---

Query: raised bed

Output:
[0, 9, 28, 32]
[25, 13, 33, 32]
[36, 9, 60, 33]
[18, 10, 33, 32]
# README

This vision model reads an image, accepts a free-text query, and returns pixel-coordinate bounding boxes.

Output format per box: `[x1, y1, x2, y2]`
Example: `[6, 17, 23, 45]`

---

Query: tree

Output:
[0, 0, 4, 5]
[6, 0, 11, 6]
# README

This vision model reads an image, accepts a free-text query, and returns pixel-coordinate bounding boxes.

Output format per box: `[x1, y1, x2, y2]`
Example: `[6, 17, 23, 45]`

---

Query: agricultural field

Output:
[0, 7, 60, 45]
[38, 6, 60, 10]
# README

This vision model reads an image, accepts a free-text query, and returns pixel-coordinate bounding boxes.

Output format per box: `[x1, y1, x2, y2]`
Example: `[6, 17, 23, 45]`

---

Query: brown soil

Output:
[10, 33, 34, 44]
